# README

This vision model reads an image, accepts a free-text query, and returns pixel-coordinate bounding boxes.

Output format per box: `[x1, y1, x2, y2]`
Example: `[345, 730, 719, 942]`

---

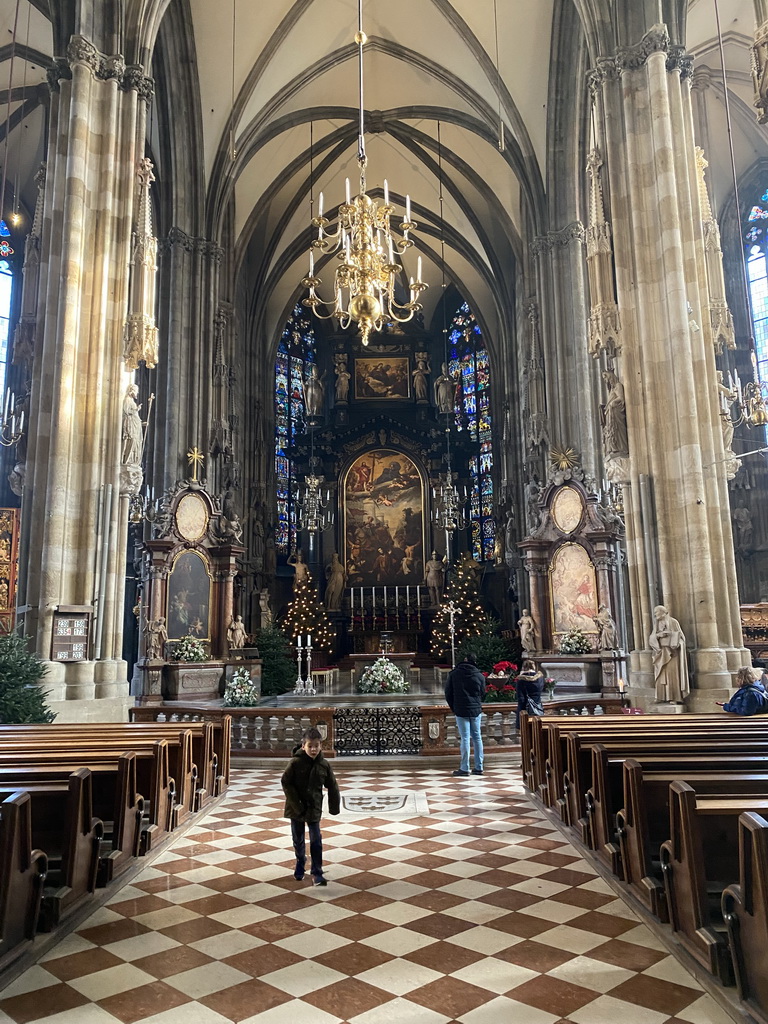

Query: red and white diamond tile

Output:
[0, 766, 736, 1024]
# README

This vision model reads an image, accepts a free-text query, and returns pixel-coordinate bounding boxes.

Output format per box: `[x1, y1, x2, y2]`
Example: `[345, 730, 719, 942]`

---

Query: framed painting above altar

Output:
[343, 449, 425, 586]
[354, 358, 410, 399]
[549, 542, 598, 637]
[166, 549, 212, 639]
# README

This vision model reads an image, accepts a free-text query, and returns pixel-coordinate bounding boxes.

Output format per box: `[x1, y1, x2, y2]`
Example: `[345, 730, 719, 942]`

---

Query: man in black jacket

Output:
[445, 653, 486, 776]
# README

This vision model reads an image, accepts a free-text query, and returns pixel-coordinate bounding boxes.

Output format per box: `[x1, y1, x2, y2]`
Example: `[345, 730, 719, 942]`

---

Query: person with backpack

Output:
[716, 667, 768, 716]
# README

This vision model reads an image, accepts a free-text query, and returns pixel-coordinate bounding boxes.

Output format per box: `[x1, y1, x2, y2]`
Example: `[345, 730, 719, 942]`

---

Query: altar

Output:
[350, 653, 418, 688]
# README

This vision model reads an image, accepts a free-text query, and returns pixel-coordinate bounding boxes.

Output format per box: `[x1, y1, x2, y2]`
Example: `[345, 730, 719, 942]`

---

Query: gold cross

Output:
[187, 446, 205, 482]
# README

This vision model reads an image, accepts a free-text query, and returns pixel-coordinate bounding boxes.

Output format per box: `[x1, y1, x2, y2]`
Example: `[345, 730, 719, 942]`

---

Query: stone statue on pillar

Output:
[424, 552, 445, 606]
[412, 352, 431, 402]
[325, 552, 346, 611]
[518, 609, 537, 653]
[334, 354, 350, 404]
[649, 604, 689, 703]
[593, 604, 619, 651]
[434, 363, 454, 414]
[227, 615, 248, 653]
[144, 617, 167, 661]
[305, 364, 325, 419]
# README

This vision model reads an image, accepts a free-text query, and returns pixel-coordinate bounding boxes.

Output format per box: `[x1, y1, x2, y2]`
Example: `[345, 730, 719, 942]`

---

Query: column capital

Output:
[589, 24, 694, 87]
[47, 36, 154, 97]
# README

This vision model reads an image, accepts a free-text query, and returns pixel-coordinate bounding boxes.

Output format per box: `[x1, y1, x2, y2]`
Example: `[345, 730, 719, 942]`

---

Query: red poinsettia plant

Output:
[484, 679, 517, 703]
[492, 661, 518, 676]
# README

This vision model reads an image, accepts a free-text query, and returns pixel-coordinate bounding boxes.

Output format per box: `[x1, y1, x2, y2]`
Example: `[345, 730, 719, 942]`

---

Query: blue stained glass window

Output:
[447, 299, 496, 560]
[0, 220, 9, 237]
[274, 303, 316, 552]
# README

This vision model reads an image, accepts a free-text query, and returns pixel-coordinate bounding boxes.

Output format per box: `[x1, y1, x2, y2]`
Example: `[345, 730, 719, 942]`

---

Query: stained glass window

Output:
[274, 303, 316, 552]
[448, 300, 496, 560]
[744, 189, 768, 387]
[0, 220, 18, 408]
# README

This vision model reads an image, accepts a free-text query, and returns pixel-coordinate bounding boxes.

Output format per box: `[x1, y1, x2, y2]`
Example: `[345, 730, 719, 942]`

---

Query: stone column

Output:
[591, 24, 749, 706]
[19, 36, 153, 719]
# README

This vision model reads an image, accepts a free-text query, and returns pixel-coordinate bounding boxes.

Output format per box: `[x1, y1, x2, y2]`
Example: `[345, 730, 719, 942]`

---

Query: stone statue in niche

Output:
[334, 354, 350, 404]
[733, 502, 753, 552]
[525, 477, 542, 534]
[434, 363, 455, 414]
[593, 604, 620, 651]
[717, 371, 741, 479]
[213, 487, 243, 543]
[649, 604, 689, 703]
[227, 615, 248, 653]
[424, 551, 446, 606]
[259, 588, 273, 628]
[144, 617, 168, 660]
[518, 609, 537, 653]
[325, 552, 346, 611]
[121, 384, 143, 466]
[412, 352, 431, 402]
[305, 364, 325, 419]
[601, 370, 629, 458]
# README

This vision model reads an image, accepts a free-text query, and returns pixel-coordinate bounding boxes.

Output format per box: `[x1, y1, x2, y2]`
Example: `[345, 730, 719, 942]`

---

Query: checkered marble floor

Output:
[0, 766, 737, 1024]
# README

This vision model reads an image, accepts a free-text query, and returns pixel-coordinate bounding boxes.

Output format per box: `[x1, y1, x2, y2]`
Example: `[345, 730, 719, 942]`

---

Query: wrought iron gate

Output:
[333, 706, 422, 756]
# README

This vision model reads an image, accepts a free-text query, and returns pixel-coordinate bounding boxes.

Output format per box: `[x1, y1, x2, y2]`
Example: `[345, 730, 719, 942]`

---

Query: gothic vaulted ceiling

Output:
[0, 0, 764, 347]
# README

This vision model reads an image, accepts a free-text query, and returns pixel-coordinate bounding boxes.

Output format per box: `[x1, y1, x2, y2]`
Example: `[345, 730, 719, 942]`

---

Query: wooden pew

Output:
[563, 731, 768, 835]
[127, 714, 232, 794]
[0, 724, 201, 819]
[722, 812, 768, 1024]
[615, 760, 768, 921]
[528, 712, 749, 798]
[0, 792, 47, 972]
[525, 713, 768, 806]
[0, 753, 144, 883]
[659, 783, 768, 983]
[0, 770, 103, 929]
[583, 744, 768, 860]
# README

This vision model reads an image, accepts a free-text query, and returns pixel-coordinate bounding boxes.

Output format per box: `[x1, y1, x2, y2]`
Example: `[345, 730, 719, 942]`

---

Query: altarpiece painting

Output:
[549, 542, 599, 637]
[354, 358, 410, 399]
[166, 549, 212, 640]
[344, 449, 424, 586]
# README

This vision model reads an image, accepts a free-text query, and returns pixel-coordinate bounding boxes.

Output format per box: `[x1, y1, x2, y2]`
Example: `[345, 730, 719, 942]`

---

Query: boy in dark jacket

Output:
[281, 727, 340, 885]
[445, 653, 486, 777]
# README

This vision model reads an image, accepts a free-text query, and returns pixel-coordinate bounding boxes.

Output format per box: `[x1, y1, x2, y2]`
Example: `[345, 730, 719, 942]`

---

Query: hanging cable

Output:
[230, 0, 237, 161]
[10, 2, 29, 225]
[356, 0, 367, 167]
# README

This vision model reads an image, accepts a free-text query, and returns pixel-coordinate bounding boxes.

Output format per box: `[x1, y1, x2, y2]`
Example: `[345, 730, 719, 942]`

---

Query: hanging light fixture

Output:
[430, 121, 467, 557]
[300, 0, 427, 345]
[294, 430, 334, 535]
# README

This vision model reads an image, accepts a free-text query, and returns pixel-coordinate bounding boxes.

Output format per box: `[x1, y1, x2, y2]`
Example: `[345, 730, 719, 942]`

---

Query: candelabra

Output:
[0, 388, 24, 447]
[300, 1, 427, 345]
[432, 468, 468, 561]
[294, 473, 334, 535]
[293, 634, 317, 695]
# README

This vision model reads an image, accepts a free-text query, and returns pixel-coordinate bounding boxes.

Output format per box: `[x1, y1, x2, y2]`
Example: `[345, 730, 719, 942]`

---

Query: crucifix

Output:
[187, 446, 205, 482]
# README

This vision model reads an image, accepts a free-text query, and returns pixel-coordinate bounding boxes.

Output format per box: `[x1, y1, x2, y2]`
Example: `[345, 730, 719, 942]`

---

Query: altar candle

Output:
[350, 588, 354, 615]
[406, 585, 410, 608]
[395, 585, 399, 606]
[308, 634, 312, 646]
[618, 677, 626, 694]
[383, 585, 387, 607]
[297, 635, 303, 649]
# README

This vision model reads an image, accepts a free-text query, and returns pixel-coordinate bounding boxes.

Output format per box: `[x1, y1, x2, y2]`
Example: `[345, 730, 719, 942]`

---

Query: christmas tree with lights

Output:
[430, 555, 488, 662]
[281, 571, 335, 652]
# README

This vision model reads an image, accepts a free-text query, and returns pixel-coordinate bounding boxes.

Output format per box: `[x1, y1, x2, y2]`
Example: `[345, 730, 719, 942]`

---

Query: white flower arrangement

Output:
[224, 667, 260, 707]
[357, 656, 410, 694]
[174, 633, 207, 662]
[558, 628, 592, 655]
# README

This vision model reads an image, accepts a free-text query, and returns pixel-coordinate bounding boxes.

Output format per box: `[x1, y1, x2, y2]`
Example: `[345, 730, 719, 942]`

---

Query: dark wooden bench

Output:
[722, 812, 768, 1024]
[0, 792, 47, 973]
[615, 760, 768, 921]
[0, 770, 102, 930]
[563, 731, 768, 835]
[0, 753, 144, 883]
[659, 783, 768, 983]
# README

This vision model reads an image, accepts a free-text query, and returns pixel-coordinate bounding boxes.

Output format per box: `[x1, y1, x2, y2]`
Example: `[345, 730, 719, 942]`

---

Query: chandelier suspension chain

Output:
[1, 0, 22, 224]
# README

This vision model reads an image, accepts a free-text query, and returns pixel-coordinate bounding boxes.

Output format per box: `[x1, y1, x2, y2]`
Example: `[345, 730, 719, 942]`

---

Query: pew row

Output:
[0, 792, 47, 973]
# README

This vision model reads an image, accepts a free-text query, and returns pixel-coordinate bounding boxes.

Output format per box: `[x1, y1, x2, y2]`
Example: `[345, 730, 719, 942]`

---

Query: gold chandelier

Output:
[301, 0, 427, 345]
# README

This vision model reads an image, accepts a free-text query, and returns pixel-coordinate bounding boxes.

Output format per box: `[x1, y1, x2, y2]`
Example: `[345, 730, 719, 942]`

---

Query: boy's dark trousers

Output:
[291, 819, 323, 877]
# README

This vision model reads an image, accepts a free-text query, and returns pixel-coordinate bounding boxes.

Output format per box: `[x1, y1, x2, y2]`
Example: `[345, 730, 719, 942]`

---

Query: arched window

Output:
[274, 303, 316, 553]
[744, 190, 768, 384]
[448, 300, 495, 561]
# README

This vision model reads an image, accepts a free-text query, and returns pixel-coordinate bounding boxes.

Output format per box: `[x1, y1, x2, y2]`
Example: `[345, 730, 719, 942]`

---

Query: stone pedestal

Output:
[163, 662, 225, 701]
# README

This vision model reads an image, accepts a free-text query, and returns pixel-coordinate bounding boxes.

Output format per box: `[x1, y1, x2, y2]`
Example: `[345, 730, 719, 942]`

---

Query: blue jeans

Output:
[456, 715, 483, 773]
[291, 819, 324, 877]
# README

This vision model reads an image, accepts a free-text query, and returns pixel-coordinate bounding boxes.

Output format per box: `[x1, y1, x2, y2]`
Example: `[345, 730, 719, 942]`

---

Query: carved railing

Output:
[131, 703, 519, 758]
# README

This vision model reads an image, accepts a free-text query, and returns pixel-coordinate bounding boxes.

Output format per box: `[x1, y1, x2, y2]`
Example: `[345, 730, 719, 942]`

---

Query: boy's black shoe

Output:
[294, 862, 305, 880]
[471, 768, 484, 775]
[452, 770, 470, 777]
[313, 875, 328, 886]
